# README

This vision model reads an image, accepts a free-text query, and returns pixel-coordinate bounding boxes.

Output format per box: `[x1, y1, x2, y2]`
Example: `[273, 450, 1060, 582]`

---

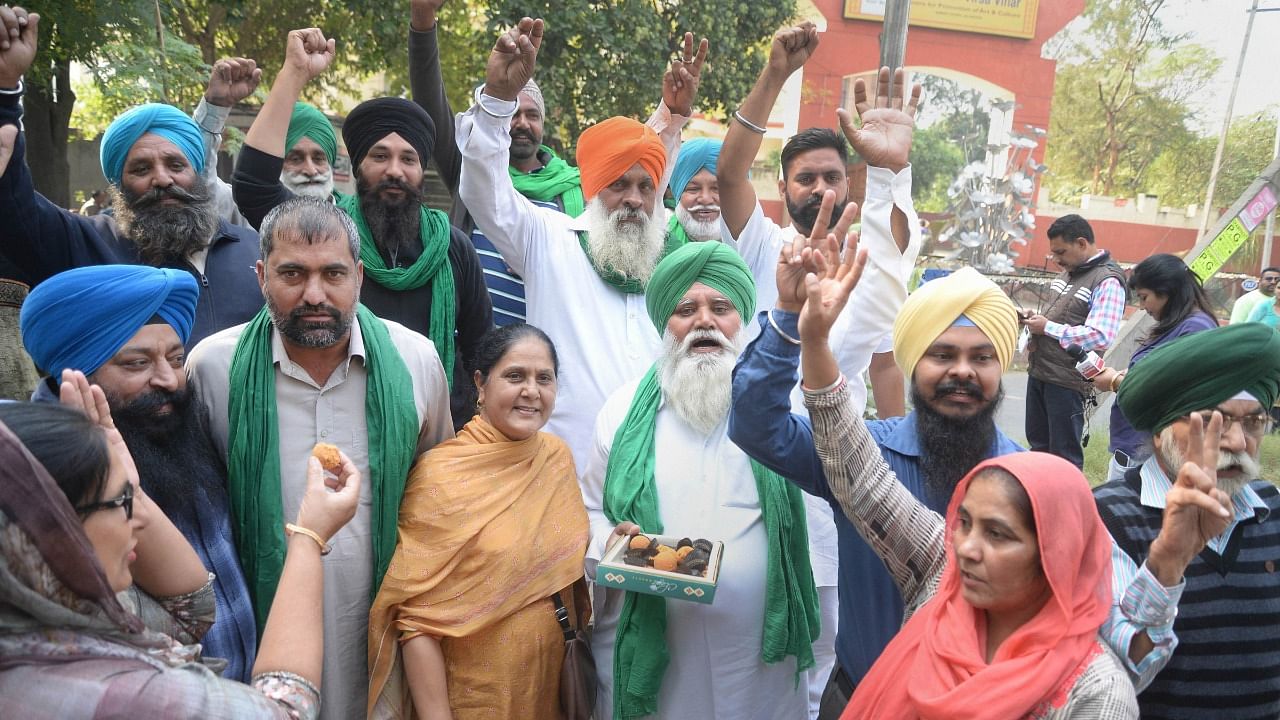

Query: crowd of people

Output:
[1, 2, 1279, 719]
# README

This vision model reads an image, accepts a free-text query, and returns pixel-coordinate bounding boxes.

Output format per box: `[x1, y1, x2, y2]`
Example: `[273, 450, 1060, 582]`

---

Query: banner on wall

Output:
[844, 0, 1040, 40]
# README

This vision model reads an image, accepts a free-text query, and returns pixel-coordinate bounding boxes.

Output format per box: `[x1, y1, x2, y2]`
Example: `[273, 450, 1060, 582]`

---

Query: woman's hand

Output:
[295, 452, 361, 543]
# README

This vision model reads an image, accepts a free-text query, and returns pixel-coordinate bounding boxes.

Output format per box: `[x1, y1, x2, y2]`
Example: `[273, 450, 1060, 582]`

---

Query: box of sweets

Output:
[595, 534, 723, 605]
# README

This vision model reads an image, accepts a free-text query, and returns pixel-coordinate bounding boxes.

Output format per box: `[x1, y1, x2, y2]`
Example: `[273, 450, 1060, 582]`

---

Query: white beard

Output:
[675, 204, 722, 242]
[281, 168, 335, 199]
[583, 197, 666, 284]
[1156, 425, 1260, 498]
[658, 326, 743, 436]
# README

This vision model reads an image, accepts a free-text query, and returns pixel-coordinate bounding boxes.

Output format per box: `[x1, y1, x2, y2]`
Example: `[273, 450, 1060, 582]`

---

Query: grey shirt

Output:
[187, 316, 452, 720]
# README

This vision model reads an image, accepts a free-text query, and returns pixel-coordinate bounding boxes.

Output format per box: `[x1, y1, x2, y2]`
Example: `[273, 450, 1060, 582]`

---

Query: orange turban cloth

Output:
[576, 116, 667, 201]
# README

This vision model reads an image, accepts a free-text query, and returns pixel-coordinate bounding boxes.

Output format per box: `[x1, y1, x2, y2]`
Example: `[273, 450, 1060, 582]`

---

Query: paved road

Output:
[996, 370, 1114, 446]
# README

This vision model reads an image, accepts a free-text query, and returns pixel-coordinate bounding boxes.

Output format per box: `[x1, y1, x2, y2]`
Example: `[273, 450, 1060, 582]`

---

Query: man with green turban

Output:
[581, 241, 820, 720]
[1094, 322, 1280, 718]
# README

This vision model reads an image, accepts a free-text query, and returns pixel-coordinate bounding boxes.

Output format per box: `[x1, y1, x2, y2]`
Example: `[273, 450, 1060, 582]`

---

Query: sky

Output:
[1159, 0, 1280, 135]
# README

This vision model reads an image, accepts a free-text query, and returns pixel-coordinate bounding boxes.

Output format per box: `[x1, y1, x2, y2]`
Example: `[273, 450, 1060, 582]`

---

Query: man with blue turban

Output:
[0, 9, 262, 348]
[582, 241, 820, 720]
[669, 137, 723, 243]
[231, 27, 490, 432]
[19, 263, 259, 685]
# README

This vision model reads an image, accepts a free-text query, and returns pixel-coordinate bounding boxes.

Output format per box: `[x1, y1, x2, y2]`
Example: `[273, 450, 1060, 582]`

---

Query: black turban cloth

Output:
[1117, 322, 1280, 433]
[341, 97, 436, 172]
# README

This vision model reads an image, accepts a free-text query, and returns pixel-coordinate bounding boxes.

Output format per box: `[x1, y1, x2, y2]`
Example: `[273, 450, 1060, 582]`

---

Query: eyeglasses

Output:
[75, 483, 134, 520]
[1182, 410, 1271, 437]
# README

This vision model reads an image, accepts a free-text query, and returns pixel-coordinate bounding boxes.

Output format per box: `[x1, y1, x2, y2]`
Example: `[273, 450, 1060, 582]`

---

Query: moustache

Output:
[510, 129, 537, 143]
[1219, 450, 1260, 477]
[934, 379, 985, 400]
[129, 184, 198, 211]
[687, 204, 721, 213]
[291, 303, 342, 323]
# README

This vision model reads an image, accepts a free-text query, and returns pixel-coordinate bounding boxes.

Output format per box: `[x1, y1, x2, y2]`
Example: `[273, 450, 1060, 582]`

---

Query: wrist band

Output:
[1110, 371, 1125, 394]
[285, 523, 331, 555]
[473, 85, 518, 119]
[733, 110, 767, 135]
[768, 308, 802, 345]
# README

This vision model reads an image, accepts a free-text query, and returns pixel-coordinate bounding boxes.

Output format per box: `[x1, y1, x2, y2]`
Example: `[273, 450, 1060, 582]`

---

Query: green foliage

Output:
[1146, 108, 1280, 208]
[909, 125, 965, 212]
[1043, 0, 1220, 202]
[485, 0, 797, 157]
[916, 74, 991, 164]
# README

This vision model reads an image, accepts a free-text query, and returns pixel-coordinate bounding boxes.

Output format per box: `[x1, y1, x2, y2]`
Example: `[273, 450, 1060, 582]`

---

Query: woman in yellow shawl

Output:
[368, 324, 589, 719]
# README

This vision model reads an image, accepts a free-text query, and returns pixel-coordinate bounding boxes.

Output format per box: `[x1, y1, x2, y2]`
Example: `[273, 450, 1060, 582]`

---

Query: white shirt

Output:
[582, 379, 809, 720]
[457, 96, 686, 472]
[721, 168, 921, 588]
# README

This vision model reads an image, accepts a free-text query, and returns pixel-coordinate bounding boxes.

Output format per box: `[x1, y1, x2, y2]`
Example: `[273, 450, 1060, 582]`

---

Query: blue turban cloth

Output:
[20, 265, 200, 377]
[100, 103, 206, 186]
[670, 138, 722, 199]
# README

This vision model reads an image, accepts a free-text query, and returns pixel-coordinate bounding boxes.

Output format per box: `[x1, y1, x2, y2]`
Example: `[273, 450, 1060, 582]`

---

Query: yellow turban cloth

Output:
[576, 116, 667, 201]
[892, 267, 1019, 376]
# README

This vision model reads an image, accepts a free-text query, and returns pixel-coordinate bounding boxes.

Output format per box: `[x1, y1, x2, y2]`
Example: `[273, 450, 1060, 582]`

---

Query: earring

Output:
[476, 401, 485, 411]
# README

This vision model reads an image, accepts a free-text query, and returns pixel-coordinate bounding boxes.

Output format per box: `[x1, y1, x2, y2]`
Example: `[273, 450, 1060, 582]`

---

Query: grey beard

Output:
[282, 169, 335, 199]
[582, 197, 666, 283]
[658, 327, 742, 435]
[675, 204, 722, 242]
[266, 294, 355, 349]
[112, 174, 218, 266]
[1156, 425, 1260, 499]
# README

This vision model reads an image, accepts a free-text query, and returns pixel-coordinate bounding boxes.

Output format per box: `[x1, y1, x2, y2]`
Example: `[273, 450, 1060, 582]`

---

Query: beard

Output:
[786, 192, 850, 236]
[658, 326, 743, 436]
[282, 167, 335, 199]
[266, 292, 354, 348]
[108, 384, 227, 529]
[1156, 426, 1260, 498]
[112, 174, 219, 266]
[675, 204, 722, 242]
[582, 197, 667, 284]
[913, 381, 1004, 508]
[509, 128, 542, 162]
[356, 172, 425, 261]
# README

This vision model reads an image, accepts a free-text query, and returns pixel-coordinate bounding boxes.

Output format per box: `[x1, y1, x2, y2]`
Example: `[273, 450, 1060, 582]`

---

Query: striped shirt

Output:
[470, 195, 562, 326]
[1044, 274, 1126, 351]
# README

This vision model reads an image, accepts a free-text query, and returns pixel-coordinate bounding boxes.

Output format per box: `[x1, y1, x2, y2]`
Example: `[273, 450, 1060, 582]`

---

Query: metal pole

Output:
[879, 0, 912, 98]
[1196, 0, 1260, 242]
[1263, 109, 1280, 272]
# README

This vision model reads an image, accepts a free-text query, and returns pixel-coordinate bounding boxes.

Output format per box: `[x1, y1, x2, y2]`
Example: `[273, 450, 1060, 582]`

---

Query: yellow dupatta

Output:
[367, 415, 589, 718]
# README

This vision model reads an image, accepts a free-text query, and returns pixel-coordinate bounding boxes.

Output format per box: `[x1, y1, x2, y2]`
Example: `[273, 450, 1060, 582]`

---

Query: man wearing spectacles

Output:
[1229, 267, 1280, 325]
[1093, 323, 1280, 718]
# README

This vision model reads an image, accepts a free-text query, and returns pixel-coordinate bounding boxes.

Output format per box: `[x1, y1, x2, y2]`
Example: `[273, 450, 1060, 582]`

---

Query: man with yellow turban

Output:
[458, 17, 707, 470]
[1094, 323, 1280, 718]
[730, 265, 1023, 714]
[582, 241, 820, 720]
[0, 8, 262, 348]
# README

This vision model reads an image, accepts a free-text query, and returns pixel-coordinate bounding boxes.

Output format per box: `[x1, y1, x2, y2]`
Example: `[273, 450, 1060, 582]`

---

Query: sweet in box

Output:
[595, 534, 724, 605]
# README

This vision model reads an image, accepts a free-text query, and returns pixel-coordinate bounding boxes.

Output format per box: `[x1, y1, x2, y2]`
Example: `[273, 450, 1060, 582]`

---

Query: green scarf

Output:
[334, 191, 456, 388]
[509, 145, 586, 218]
[226, 305, 420, 633]
[602, 365, 821, 719]
[665, 213, 690, 247]
[576, 229, 687, 295]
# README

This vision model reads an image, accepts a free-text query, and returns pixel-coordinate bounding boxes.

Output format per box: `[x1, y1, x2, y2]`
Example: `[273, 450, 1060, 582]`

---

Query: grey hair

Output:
[259, 196, 360, 261]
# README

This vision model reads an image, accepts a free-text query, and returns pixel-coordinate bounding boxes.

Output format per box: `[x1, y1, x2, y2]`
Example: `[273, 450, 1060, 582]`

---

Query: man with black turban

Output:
[19, 264, 258, 684]
[232, 27, 491, 429]
[1094, 322, 1280, 718]
[0, 7, 262, 347]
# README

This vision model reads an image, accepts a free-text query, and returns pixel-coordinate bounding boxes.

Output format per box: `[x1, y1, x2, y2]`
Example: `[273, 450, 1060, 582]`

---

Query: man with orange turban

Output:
[458, 17, 707, 470]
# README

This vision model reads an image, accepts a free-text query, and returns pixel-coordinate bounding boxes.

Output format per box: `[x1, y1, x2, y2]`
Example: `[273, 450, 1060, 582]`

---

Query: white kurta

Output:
[457, 96, 686, 473]
[582, 379, 809, 720]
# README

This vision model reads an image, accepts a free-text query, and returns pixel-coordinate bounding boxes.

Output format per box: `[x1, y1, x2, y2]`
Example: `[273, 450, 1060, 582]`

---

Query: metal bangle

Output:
[768, 308, 802, 345]
[733, 109, 767, 135]
[473, 85, 518, 119]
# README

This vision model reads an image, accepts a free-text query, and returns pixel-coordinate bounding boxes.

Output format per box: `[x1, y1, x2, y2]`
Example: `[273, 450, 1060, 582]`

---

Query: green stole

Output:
[509, 145, 586, 218]
[576, 229, 687, 295]
[334, 192, 457, 388]
[226, 305, 420, 633]
[602, 366, 821, 719]
[665, 213, 691, 247]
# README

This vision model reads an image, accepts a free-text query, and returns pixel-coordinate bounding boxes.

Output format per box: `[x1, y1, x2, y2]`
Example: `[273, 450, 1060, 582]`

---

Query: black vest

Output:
[1028, 251, 1125, 394]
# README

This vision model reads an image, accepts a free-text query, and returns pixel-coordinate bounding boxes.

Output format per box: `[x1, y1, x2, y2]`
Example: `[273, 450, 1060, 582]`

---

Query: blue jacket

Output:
[729, 309, 1023, 685]
[0, 89, 262, 348]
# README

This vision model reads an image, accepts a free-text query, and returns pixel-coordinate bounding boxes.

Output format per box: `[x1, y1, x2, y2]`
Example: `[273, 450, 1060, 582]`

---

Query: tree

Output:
[908, 125, 965, 212]
[484, 0, 797, 155]
[1043, 0, 1220, 202]
[1147, 108, 1279, 209]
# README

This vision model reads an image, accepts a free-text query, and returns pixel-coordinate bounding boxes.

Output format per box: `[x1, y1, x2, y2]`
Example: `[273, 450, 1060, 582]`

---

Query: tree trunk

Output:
[23, 59, 76, 209]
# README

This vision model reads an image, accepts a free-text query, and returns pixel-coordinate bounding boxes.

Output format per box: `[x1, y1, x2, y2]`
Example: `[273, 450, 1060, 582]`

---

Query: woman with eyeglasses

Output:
[0, 371, 360, 719]
[1095, 254, 1219, 482]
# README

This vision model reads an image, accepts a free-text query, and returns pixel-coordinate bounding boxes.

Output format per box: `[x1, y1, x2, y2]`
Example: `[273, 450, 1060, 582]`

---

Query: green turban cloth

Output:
[1118, 322, 1280, 432]
[644, 241, 756, 332]
[285, 102, 338, 165]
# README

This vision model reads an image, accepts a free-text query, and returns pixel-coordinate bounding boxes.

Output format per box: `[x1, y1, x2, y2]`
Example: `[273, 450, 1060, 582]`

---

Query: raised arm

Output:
[195, 57, 260, 228]
[233, 28, 333, 228]
[408, 0, 461, 192]
[718, 23, 818, 239]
